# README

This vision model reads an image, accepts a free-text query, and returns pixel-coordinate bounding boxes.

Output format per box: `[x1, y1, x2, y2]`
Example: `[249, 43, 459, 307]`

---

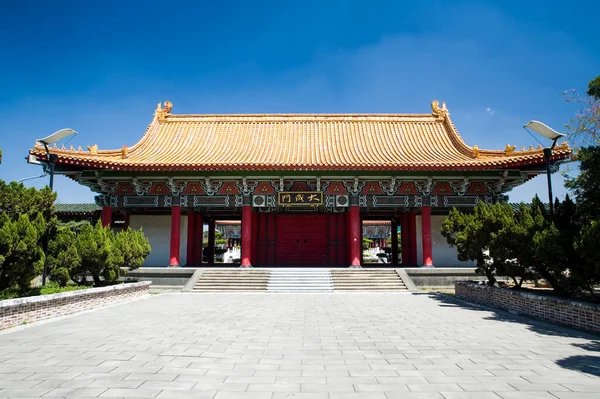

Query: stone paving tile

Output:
[0, 292, 599, 398]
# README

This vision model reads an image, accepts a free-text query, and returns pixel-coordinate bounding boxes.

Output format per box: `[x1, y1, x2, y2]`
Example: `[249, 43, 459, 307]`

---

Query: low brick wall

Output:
[0, 282, 150, 330]
[455, 281, 600, 334]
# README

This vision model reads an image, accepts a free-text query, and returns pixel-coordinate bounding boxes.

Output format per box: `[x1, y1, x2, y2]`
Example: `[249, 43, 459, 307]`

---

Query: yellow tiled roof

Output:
[30, 101, 571, 172]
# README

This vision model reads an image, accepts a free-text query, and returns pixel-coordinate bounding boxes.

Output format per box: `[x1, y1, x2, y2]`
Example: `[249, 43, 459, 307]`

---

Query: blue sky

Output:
[0, 0, 598, 204]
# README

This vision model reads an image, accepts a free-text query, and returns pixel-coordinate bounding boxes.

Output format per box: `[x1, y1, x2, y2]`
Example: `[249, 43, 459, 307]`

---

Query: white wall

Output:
[415, 215, 474, 267]
[129, 215, 188, 267]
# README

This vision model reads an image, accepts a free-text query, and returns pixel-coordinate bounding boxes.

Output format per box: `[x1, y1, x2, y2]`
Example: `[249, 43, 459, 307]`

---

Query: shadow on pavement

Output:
[415, 292, 600, 377]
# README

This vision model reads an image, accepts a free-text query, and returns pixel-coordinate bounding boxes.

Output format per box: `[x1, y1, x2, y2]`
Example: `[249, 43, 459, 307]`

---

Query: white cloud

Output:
[486, 107, 495, 115]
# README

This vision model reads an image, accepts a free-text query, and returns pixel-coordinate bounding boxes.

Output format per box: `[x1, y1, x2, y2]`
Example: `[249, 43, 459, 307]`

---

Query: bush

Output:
[75, 221, 121, 285]
[113, 227, 151, 272]
[47, 227, 81, 284]
[50, 267, 70, 287]
[0, 213, 46, 292]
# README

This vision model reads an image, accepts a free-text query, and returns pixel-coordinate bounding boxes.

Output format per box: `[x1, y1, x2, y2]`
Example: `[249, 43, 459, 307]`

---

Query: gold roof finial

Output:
[505, 144, 516, 155]
[154, 101, 173, 122]
[87, 144, 98, 155]
[431, 100, 449, 118]
[472, 145, 480, 158]
[121, 145, 128, 159]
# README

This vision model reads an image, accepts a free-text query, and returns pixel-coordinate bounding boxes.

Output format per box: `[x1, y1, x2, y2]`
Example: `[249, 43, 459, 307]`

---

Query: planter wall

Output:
[455, 281, 600, 334]
[0, 282, 150, 330]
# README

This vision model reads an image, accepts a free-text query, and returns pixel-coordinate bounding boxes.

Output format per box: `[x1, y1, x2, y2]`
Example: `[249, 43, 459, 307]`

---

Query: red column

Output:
[391, 220, 398, 265]
[194, 213, 203, 265]
[169, 205, 181, 267]
[401, 214, 409, 265]
[409, 212, 417, 265]
[101, 206, 112, 227]
[241, 205, 253, 267]
[348, 205, 361, 267]
[207, 219, 216, 264]
[251, 211, 259, 266]
[421, 206, 433, 267]
[186, 212, 195, 266]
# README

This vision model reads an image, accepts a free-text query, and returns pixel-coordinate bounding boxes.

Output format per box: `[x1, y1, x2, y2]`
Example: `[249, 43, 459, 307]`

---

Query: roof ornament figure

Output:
[505, 144, 516, 155]
[431, 100, 449, 118]
[121, 146, 128, 159]
[87, 144, 98, 155]
[154, 101, 173, 122]
[472, 145, 480, 158]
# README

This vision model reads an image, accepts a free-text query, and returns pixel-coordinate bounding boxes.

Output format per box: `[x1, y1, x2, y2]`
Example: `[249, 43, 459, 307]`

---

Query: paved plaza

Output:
[1, 292, 599, 398]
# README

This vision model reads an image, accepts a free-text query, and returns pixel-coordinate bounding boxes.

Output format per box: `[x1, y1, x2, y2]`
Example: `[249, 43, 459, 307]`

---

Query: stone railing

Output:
[0, 282, 150, 330]
[455, 281, 600, 334]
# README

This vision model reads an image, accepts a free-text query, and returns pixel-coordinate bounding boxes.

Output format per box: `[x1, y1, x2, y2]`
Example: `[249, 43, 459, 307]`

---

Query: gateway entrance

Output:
[276, 215, 328, 265]
[254, 213, 347, 267]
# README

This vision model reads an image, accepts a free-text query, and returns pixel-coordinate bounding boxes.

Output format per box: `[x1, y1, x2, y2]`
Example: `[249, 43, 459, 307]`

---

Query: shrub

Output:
[75, 221, 121, 285]
[0, 213, 46, 292]
[113, 227, 151, 272]
[441, 202, 511, 286]
[50, 267, 70, 287]
[47, 227, 81, 284]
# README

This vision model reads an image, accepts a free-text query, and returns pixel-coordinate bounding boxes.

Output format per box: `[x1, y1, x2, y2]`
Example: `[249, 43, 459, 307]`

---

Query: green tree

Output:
[587, 75, 600, 100]
[489, 203, 543, 288]
[565, 146, 600, 221]
[563, 76, 600, 146]
[76, 221, 121, 285]
[0, 213, 46, 292]
[441, 202, 512, 286]
[114, 228, 151, 271]
[532, 197, 580, 292]
[47, 227, 81, 286]
[574, 220, 600, 298]
[0, 181, 56, 221]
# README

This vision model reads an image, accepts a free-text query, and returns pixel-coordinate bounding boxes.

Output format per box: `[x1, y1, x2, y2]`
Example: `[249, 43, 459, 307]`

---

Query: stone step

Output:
[200, 273, 271, 276]
[195, 281, 267, 287]
[198, 277, 270, 281]
[332, 276, 402, 279]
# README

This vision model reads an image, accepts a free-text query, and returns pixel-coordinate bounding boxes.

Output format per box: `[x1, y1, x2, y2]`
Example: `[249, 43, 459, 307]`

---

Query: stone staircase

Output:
[268, 269, 333, 292]
[192, 268, 408, 292]
[331, 269, 407, 291]
[193, 269, 270, 291]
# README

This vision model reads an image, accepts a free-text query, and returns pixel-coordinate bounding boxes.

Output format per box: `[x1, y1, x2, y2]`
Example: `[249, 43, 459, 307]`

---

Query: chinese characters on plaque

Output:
[277, 192, 323, 206]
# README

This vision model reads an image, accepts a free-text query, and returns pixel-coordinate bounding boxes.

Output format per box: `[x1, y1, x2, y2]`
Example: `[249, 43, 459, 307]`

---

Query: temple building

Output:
[30, 101, 571, 267]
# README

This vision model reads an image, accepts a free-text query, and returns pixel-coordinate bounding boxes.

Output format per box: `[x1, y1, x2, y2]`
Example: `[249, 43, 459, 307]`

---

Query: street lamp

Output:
[523, 121, 565, 219]
[35, 128, 78, 286]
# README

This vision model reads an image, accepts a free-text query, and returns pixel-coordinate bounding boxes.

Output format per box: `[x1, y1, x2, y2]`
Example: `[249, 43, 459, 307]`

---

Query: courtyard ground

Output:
[0, 292, 599, 398]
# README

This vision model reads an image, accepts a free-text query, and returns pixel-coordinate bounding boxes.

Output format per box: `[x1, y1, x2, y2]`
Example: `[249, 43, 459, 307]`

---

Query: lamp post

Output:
[34, 129, 78, 286]
[523, 121, 565, 219]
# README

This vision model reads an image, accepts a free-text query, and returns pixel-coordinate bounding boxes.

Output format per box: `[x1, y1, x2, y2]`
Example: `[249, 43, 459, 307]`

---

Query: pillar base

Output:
[239, 264, 253, 268]
[421, 264, 434, 268]
[348, 264, 362, 269]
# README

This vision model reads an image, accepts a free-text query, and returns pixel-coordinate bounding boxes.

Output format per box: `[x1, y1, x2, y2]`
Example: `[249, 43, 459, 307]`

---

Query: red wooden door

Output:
[276, 215, 328, 265]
